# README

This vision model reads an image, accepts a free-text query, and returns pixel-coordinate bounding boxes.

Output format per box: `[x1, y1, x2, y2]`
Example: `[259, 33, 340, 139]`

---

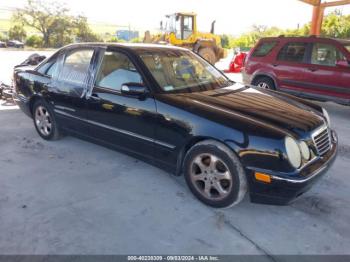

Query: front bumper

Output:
[247, 130, 338, 205]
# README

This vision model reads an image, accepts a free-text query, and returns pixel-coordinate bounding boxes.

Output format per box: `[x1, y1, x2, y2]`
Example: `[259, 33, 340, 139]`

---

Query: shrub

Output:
[26, 35, 44, 48]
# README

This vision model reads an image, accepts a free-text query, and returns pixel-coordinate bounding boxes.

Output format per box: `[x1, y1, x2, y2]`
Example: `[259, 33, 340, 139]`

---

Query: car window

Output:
[95, 51, 143, 92]
[252, 41, 277, 57]
[59, 49, 94, 85]
[46, 61, 58, 77]
[139, 49, 230, 92]
[343, 44, 350, 53]
[277, 42, 308, 63]
[37, 57, 58, 77]
[311, 43, 346, 67]
[54, 49, 94, 97]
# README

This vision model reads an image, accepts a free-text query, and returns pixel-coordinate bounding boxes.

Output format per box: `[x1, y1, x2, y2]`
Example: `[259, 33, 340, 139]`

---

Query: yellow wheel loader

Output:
[144, 12, 226, 64]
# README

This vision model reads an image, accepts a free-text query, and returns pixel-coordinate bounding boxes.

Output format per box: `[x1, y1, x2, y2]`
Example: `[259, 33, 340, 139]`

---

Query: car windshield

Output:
[138, 49, 232, 93]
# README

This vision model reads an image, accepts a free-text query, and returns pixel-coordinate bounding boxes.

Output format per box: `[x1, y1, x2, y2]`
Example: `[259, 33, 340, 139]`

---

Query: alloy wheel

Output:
[190, 153, 233, 201]
[257, 82, 270, 89]
[35, 106, 52, 136]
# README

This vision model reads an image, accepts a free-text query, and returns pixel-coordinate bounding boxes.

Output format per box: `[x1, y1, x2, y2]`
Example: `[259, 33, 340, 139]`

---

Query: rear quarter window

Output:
[251, 41, 278, 57]
[343, 44, 350, 53]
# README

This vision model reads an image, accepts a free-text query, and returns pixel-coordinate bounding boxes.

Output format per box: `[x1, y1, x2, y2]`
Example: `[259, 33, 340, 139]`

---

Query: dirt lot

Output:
[0, 50, 350, 256]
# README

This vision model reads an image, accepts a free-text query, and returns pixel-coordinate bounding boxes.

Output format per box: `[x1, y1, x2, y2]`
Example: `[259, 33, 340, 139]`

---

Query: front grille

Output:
[312, 125, 331, 156]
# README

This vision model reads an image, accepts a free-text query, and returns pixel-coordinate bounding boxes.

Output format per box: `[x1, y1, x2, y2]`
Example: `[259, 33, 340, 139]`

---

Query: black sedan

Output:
[13, 43, 337, 208]
[7, 40, 24, 48]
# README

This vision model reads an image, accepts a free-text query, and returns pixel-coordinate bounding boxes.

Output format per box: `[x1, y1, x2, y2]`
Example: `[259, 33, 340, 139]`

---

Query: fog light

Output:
[255, 172, 271, 183]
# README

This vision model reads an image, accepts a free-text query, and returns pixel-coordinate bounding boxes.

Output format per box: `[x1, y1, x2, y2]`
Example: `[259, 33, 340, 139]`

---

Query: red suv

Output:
[243, 36, 350, 105]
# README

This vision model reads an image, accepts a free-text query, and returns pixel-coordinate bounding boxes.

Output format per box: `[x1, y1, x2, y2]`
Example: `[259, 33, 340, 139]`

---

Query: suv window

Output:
[252, 41, 277, 57]
[59, 49, 94, 85]
[95, 51, 143, 92]
[311, 43, 346, 66]
[343, 44, 350, 53]
[277, 42, 308, 63]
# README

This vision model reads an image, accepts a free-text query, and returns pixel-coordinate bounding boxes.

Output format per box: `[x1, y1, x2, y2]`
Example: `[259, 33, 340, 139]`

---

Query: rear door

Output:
[272, 41, 311, 92]
[48, 47, 96, 134]
[302, 41, 350, 101]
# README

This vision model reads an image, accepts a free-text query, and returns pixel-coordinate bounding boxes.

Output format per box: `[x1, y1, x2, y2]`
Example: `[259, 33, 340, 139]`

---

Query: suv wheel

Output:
[184, 140, 247, 208]
[253, 77, 275, 90]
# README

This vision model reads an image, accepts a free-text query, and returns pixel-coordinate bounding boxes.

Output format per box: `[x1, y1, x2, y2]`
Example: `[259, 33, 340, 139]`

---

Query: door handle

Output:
[308, 67, 318, 72]
[90, 93, 101, 101]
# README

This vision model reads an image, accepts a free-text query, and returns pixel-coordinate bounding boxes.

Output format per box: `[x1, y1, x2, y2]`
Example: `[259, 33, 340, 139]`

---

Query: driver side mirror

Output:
[336, 60, 349, 67]
[121, 82, 146, 96]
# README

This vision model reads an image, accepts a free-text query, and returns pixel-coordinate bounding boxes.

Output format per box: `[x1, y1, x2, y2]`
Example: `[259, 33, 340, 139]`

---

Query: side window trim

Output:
[304, 43, 313, 64]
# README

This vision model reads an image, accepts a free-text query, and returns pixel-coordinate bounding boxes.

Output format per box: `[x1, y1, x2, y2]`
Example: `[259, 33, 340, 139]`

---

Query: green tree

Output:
[13, 0, 70, 47]
[107, 36, 120, 43]
[0, 32, 8, 41]
[130, 37, 142, 43]
[220, 34, 230, 49]
[8, 25, 27, 41]
[322, 10, 350, 38]
[73, 16, 102, 42]
[49, 15, 75, 47]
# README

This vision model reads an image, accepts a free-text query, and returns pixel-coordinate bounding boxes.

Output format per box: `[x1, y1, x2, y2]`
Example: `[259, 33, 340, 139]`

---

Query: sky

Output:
[2, 0, 350, 35]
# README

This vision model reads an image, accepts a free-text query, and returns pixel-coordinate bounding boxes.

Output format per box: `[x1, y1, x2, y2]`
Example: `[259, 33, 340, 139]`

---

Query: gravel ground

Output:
[0, 49, 349, 256]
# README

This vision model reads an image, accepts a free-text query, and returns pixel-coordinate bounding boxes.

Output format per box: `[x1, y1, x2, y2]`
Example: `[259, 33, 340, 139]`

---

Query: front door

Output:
[86, 48, 158, 159]
[303, 42, 350, 101]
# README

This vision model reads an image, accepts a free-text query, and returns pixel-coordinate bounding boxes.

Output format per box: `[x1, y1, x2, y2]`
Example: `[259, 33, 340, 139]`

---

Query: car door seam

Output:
[54, 109, 175, 149]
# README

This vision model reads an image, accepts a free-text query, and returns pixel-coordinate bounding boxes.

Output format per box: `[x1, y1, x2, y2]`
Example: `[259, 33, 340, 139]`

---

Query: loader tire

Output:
[198, 47, 217, 64]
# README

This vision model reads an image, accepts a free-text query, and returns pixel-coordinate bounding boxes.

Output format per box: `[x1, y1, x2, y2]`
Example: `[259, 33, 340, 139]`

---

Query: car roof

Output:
[63, 42, 189, 52]
[260, 36, 350, 45]
[337, 39, 350, 45]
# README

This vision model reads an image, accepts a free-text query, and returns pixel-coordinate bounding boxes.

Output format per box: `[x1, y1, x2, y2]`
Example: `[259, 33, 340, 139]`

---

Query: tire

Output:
[198, 47, 217, 64]
[252, 76, 276, 90]
[183, 140, 247, 208]
[32, 99, 61, 140]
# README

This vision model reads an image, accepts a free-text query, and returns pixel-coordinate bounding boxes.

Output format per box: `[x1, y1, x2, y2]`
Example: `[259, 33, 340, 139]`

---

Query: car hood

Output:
[165, 84, 325, 135]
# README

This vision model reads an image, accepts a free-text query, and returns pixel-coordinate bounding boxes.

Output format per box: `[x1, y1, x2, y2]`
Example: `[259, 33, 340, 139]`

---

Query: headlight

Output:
[322, 108, 331, 127]
[299, 141, 311, 160]
[285, 136, 302, 169]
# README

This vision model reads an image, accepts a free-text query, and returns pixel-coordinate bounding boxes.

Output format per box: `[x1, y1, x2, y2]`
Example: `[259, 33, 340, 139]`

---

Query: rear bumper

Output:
[247, 130, 338, 205]
[13, 92, 32, 117]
